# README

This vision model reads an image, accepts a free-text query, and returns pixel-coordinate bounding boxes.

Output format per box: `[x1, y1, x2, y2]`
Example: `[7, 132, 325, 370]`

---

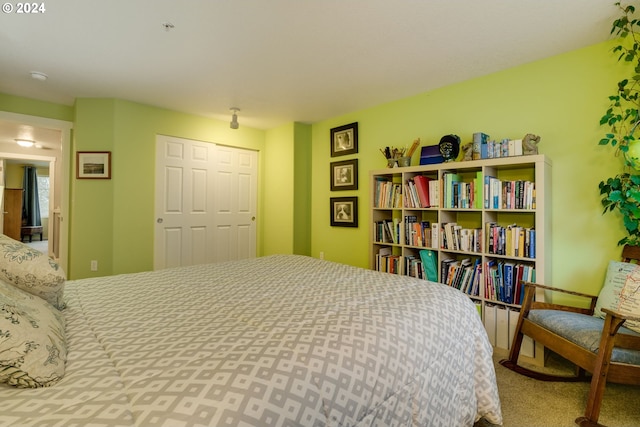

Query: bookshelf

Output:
[370, 154, 550, 360]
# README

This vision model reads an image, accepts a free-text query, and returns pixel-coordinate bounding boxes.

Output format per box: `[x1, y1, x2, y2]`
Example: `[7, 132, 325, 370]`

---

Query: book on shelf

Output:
[495, 306, 510, 350]
[484, 258, 535, 305]
[485, 222, 536, 259]
[431, 223, 440, 249]
[413, 175, 432, 208]
[376, 248, 401, 274]
[404, 215, 431, 247]
[405, 255, 425, 279]
[419, 249, 438, 282]
[508, 308, 534, 356]
[484, 304, 497, 346]
[374, 178, 403, 208]
[374, 219, 401, 244]
[473, 132, 489, 160]
[429, 179, 440, 207]
[442, 172, 461, 209]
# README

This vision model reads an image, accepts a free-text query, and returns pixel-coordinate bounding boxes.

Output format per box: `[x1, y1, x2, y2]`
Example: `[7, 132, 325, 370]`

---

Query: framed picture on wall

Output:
[330, 196, 358, 227]
[330, 122, 358, 157]
[77, 151, 111, 179]
[330, 159, 358, 191]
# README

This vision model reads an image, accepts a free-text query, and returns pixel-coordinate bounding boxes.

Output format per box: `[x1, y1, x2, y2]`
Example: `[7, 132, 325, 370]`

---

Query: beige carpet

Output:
[483, 348, 640, 427]
[24, 238, 48, 255]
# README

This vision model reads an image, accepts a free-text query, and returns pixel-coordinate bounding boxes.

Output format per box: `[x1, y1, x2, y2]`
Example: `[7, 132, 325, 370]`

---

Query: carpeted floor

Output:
[24, 238, 48, 255]
[481, 348, 640, 427]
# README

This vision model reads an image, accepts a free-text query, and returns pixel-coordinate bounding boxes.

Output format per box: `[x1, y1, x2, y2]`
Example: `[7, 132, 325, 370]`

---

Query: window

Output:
[37, 175, 49, 218]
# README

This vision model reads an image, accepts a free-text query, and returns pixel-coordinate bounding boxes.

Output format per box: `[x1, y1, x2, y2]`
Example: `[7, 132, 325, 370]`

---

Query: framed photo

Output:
[330, 197, 358, 227]
[330, 122, 358, 157]
[330, 159, 358, 191]
[77, 151, 111, 179]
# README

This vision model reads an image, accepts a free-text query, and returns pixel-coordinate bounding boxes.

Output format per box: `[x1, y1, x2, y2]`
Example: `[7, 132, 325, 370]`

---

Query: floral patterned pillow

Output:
[594, 260, 640, 333]
[0, 234, 66, 309]
[0, 278, 67, 387]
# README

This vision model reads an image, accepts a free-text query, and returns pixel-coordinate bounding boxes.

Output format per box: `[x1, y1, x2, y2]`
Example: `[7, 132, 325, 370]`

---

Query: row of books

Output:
[404, 175, 439, 208]
[441, 257, 481, 296]
[484, 176, 536, 210]
[472, 132, 526, 160]
[404, 216, 433, 248]
[405, 249, 438, 282]
[373, 219, 401, 244]
[442, 171, 483, 209]
[374, 178, 403, 208]
[440, 222, 482, 253]
[375, 248, 401, 274]
[485, 259, 535, 305]
[375, 249, 536, 306]
[376, 220, 534, 257]
[375, 175, 536, 212]
[486, 223, 536, 258]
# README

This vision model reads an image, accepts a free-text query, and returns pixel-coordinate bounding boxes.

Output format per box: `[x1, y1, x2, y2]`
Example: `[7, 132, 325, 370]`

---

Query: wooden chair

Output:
[499, 245, 640, 427]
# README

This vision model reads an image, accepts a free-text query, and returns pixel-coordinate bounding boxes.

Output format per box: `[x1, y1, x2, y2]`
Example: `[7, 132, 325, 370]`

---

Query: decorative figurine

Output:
[461, 142, 474, 161]
[522, 134, 541, 155]
[439, 134, 461, 162]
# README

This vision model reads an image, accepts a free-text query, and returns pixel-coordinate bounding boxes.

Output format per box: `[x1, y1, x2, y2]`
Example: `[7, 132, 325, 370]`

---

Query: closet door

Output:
[154, 136, 258, 269]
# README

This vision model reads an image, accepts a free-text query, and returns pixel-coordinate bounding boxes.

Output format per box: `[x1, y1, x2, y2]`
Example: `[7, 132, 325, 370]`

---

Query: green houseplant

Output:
[599, 2, 640, 246]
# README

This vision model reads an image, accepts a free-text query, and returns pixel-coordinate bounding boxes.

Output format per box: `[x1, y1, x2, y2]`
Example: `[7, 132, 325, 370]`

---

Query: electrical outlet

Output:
[90, 260, 98, 271]
[319, 251, 324, 260]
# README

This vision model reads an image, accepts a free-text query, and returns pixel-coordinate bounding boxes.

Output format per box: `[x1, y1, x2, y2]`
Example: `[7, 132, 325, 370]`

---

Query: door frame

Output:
[0, 111, 72, 272]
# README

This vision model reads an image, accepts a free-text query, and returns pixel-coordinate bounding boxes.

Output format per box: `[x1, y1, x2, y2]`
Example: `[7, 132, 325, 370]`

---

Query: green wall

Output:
[1, 38, 630, 296]
[0, 93, 73, 122]
[264, 123, 295, 254]
[263, 122, 312, 255]
[310, 39, 626, 297]
[70, 99, 267, 278]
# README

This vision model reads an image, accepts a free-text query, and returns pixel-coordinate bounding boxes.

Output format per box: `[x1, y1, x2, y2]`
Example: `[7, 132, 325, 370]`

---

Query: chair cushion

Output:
[593, 260, 640, 333]
[528, 309, 640, 365]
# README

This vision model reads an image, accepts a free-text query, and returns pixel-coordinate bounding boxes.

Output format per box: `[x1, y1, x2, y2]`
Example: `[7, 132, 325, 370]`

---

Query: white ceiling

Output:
[0, 0, 617, 136]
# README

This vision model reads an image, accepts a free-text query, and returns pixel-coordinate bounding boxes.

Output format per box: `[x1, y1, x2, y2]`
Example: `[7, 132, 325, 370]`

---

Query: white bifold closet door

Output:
[154, 135, 257, 270]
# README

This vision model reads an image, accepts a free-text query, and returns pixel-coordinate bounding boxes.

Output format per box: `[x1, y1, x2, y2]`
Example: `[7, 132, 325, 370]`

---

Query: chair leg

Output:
[575, 313, 626, 427]
[575, 416, 606, 427]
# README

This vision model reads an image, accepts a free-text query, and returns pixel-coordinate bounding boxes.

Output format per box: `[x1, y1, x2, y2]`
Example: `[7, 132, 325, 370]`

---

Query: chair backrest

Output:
[622, 245, 640, 263]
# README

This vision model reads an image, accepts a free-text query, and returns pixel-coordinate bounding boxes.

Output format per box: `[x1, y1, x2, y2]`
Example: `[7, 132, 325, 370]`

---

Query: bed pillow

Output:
[0, 278, 67, 387]
[593, 260, 640, 333]
[0, 234, 65, 309]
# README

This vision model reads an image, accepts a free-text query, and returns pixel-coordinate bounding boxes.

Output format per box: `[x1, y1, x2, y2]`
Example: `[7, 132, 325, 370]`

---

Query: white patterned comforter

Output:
[0, 255, 502, 427]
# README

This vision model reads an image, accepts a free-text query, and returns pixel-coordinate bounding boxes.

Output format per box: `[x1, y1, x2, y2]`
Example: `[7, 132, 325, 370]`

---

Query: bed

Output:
[0, 248, 502, 427]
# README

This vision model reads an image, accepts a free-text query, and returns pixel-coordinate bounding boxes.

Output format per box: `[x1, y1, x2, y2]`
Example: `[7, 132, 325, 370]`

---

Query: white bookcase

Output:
[369, 154, 551, 359]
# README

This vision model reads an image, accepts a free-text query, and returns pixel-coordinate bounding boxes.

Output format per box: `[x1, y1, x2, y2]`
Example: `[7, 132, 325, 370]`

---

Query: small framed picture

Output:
[330, 197, 358, 227]
[330, 122, 358, 157]
[77, 151, 111, 179]
[330, 159, 358, 191]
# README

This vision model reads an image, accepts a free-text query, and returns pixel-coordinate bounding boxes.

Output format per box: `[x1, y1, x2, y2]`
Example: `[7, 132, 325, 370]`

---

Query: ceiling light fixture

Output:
[230, 108, 240, 130]
[15, 139, 35, 147]
[30, 71, 48, 81]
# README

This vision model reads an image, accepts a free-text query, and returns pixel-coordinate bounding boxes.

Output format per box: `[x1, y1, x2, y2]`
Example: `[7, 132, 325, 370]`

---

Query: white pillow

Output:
[0, 278, 67, 387]
[0, 234, 65, 309]
[594, 260, 640, 333]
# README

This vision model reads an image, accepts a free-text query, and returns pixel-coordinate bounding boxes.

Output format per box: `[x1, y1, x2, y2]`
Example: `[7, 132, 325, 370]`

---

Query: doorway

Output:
[0, 111, 72, 271]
